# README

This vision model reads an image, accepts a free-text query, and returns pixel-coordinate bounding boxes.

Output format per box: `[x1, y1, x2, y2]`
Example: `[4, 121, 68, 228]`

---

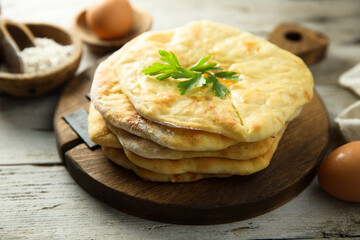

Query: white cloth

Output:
[335, 101, 360, 142]
[336, 63, 360, 142]
[339, 63, 360, 97]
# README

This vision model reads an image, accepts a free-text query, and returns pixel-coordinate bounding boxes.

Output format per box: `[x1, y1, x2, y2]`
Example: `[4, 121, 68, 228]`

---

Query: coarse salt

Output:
[20, 38, 74, 74]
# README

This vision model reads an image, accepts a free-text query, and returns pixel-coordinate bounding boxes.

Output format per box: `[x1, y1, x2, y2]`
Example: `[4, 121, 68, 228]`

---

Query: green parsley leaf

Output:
[214, 71, 242, 81]
[177, 74, 206, 95]
[158, 50, 180, 68]
[142, 50, 241, 98]
[142, 63, 178, 80]
[190, 56, 220, 72]
[205, 73, 230, 99]
[171, 67, 198, 79]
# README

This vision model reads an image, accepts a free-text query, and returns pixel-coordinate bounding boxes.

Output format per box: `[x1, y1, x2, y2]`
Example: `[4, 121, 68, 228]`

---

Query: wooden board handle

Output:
[268, 23, 329, 65]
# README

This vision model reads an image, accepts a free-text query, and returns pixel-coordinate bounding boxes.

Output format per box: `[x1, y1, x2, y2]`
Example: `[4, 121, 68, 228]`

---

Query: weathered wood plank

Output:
[0, 92, 61, 165]
[1, 165, 360, 240]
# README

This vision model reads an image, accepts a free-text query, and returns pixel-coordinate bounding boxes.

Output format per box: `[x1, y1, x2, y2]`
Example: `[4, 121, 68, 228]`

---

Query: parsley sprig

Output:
[142, 50, 241, 99]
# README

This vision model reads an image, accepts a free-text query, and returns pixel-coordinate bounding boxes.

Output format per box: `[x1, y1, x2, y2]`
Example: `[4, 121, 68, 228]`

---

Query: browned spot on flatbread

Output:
[153, 94, 177, 108]
[206, 105, 215, 112]
[189, 96, 200, 103]
[178, 55, 186, 62]
[213, 113, 238, 129]
[289, 93, 297, 100]
[250, 122, 263, 134]
[242, 40, 259, 52]
[304, 90, 312, 101]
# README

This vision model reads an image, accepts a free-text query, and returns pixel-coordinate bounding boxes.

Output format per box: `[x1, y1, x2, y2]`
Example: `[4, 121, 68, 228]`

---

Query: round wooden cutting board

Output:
[54, 61, 329, 225]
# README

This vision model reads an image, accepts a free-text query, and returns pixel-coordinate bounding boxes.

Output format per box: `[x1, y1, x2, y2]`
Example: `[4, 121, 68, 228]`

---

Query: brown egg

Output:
[317, 141, 360, 202]
[86, 0, 134, 40]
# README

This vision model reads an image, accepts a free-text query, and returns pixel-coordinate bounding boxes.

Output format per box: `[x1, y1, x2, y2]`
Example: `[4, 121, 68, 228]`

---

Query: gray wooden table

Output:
[1, 0, 360, 239]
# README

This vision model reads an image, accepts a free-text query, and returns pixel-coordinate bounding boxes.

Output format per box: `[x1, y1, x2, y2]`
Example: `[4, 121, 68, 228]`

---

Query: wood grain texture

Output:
[1, 165, 360, 240]
[53, 61, 329, 224]
[53, 61, 99, 159]
[0, 92, 61, 165]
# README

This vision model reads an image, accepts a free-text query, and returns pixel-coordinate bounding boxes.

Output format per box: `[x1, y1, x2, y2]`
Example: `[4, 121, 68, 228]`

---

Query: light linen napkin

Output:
[336, 63, 360, 142]
[335, 101, 360, 142]
[339, 63, 360, 96]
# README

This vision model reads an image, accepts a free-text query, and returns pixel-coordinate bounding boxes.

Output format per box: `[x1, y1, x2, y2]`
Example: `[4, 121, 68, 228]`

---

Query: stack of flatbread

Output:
[88, 21, 313, 182]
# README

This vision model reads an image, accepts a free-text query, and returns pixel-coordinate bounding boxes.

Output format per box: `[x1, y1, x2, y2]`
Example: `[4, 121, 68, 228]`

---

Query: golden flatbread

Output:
[107, 122, 276, 160]
[122, 128, 283, 175]
[88, 104, 122, 149]
[91, 48, 239, 151]
[88, 103, 276, 160]
[102, 146, 231, 182]
[101, 20, 313, 142]
[89, 20, 313, 183]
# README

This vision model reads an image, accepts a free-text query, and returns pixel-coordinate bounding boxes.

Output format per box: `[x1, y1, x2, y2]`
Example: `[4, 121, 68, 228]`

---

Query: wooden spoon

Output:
[0, 17, 36, 73]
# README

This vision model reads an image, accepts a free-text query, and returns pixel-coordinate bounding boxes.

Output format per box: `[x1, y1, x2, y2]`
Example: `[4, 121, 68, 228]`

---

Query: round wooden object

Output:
[0, 22, 82, 97]
[54, 62, 329, 225]
[268, 23, 329, 65]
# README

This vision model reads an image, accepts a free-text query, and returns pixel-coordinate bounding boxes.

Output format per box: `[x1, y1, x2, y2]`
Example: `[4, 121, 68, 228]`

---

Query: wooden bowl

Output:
[0, 23, 82, 97]
[73, 7, 152, 54]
